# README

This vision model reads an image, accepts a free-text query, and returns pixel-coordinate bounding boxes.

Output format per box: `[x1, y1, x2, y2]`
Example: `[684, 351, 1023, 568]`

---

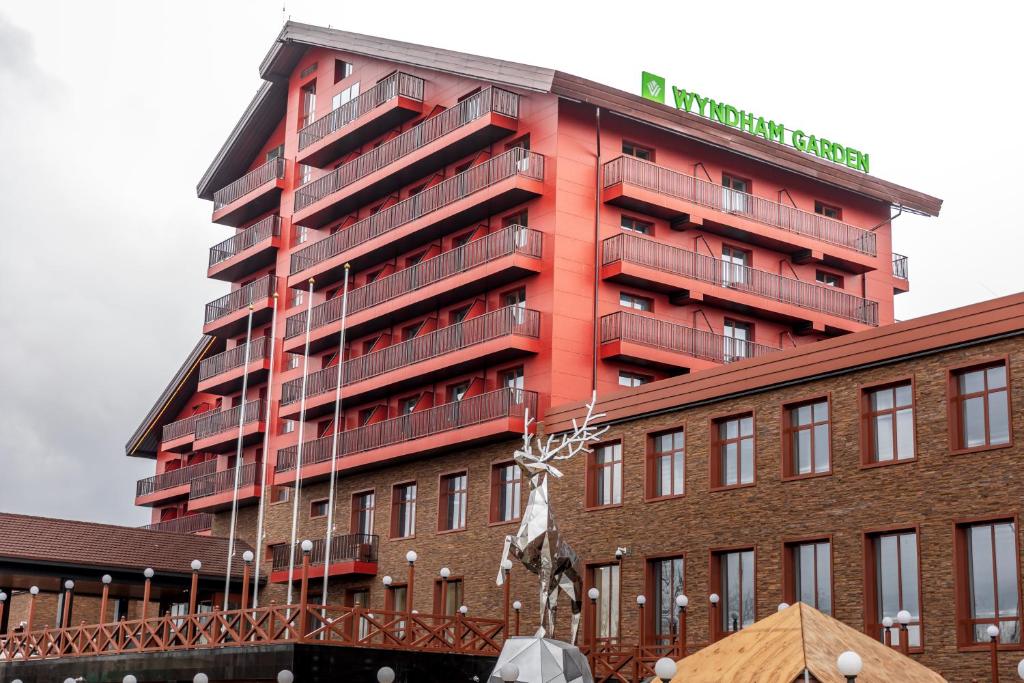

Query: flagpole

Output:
[321, 264, 351, 606]
[224, 304, 256, 610]
[286, 278, 316, 608]
[251, 292, 279, 609]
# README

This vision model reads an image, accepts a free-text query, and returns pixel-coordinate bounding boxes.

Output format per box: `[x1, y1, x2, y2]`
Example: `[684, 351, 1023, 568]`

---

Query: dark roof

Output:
[546, 291, 1024, 433]
[125, 335, 222, 458]
[197, 21, 941, 216]
[0, 512, 251, 579]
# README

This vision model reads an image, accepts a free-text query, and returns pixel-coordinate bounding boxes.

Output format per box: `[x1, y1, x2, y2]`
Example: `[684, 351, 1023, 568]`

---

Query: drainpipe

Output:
[592, 106, 602, 392]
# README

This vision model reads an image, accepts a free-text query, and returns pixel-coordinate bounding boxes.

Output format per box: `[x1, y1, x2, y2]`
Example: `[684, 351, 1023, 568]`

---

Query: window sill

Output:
[645, 493, 686, 503]
[388, 534, 417, 542]
[950, 442, 1013, 457]
[781, 470, 832, 482]
[436, 527, 467, 536]
[488, 518, 521, 528]
[709, 482, 755, 493]
[956, 642, 1024, 653]
[585, 503, 624, 512]
[860, 456, 917, 470]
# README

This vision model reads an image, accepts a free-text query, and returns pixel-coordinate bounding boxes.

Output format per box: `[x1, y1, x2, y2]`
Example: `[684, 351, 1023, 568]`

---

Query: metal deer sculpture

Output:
[497, 391, 609, 644]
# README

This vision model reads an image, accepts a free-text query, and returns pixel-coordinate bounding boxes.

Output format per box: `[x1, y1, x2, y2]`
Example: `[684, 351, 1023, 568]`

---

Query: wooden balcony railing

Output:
[600, 311, 780, 364]
[135, 460, 217, 498]
[294, 86, 520, 211]
[604, 155, 877, 256]
[142, 513, 214, 534]
[272, 533, 379, 571]
[297, 72, 425, 151]
[204, 275, 278, 325]
[284, 226, 542, 340]
[276, 387, 536, 473]
[199, 336, 270, 382]
[213, 157, 286, 211]
[603, 233, 879, 325]
[208, 215, 281, 267]
[160, 412, 207, 444]
[188, 462, 261, 500]
[290, 148, 545, 276]
[892, 253, 909, 279]
[193, 400, 265, 441]
[281, 307, 540, 405]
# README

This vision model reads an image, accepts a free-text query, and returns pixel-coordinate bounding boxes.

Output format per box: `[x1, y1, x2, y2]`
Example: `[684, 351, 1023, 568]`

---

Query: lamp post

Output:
[193, 674, 209, 683]
[277, 670, 294, 683]
[896, 609, 912, 655]
[500, 663, 520, 682]
[0, 590, 7, 636]
[1016, 657, 1024, 680]
[836, 650, 863, 682]
[777, 602, 789, 612]
[99, 575, 112, 625]
[377, 666, 396, 683]
[241, 550, 254, 612]
[587, 587, 600, 651]
[297, 539, 313, 636]
[675, 594, 688, 658]
[989, 624, 1001, 683]
[61, 580, 75, 628]
[141, 568, 154, 620]
[439, 567, 451, 616]
[188, 560, 202, 614]
[636, 595, 646, 648]
[881, 616, 893, 647]
[26, 586, 39, 633]
[512, 600, 522, 636]
[122, 676, 138, 683]
[654, 656, 677, 682]
[405, 550, 417, 644]
[708, 593, 719, 640]
[501, 558, 513, 637]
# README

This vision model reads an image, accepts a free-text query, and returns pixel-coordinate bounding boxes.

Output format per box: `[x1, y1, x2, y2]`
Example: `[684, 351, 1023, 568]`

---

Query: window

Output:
[433, 577, 464, 616]
[648, 557, 685, 645]
[270, 486, 291, 504]
[279, 419, 296, 435]
[722, 174, 750, 213]
[867, 530, 921, 649]
[587, 442, 622, 507]
[351, 491, 374, 536]
[503, 287, 526, 308]
[713, 414, 755, 488]
[439, 472, 468, 532]
[620, 216, 653, 235]
[490, 462, 522, 523]
[721, 245, 750, 286]
[502, 210, 529, 228]
[723, 319, 753, 362]
[591, 564, 621, 641]
[504, 135, 530, 151]
[785, 540, 831, 615]
[714, 549, 755, 638]
[334, 59, 353, 83]
[398, 396, 419, 415]
[391, 483, 417, 538]
[290, 286, 304, 308]
[310, 499, 328, 518]
[299, 163, 313, 186]
[286, 353, 301, 370]
[648, 429, 684, 499]
[619, 371, 652, 388]
[863, 382, 915, 464]
[619, 292, 653, 312]
[300, 81, 317, 127]
[332, 82, 360, 110]
[783, 398, 831, 477]
[622, 142, 653, 161]
[448, 381, 470, 402]
[951, 361, 1011, 451]
[500, 366, 525, 391]
[957, 520, 1021, 644]
[815, 201, 842, 219]
[265, 144, 284, 162]
[815, 270, 843, 288]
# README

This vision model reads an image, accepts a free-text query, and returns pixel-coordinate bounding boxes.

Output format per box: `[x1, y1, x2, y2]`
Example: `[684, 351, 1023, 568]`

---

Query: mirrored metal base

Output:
[487, 634, 594, 683]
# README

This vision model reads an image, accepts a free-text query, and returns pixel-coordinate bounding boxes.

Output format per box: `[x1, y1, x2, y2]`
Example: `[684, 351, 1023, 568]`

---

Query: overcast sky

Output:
[0, 1, 1019, 526]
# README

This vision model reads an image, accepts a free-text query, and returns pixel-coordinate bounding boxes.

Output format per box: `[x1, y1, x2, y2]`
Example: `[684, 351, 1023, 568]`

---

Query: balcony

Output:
[293, 86, 520, 228]
[602, 156, 878, 272]
[211, 157, 286, 227]
[203, 274, 278, 338]
[279, 307, 541, 420]
[207, 215, 282, 281]
[188, 462, 262, 512]
[892, 253, 909, 294]
[275, 387, 536, 484]
[269, 534, 379, 583]
[134, 460, 217, 507]
[602, 233, 878, 334]
[192, 399, 266, 453]
[297, 72, 425, 167]
[198, 336, 272, 395]
[288, 148, 545, 290]
[599, 311, 781, 372]
[283, 226, 542, 354]
[160, 412, 209, 453]
[142, 513, 214, 535]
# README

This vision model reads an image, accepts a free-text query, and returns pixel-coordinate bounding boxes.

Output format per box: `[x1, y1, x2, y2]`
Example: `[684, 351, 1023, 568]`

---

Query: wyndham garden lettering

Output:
[641, 71, 870, 174]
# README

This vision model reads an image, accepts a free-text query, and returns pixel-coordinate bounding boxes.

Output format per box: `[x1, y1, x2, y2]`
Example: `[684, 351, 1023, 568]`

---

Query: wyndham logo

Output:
[641, 71, 665, 103]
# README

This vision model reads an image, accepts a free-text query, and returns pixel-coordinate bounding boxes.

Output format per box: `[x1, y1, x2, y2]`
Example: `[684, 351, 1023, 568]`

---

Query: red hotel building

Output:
[126, 22, 940, 588]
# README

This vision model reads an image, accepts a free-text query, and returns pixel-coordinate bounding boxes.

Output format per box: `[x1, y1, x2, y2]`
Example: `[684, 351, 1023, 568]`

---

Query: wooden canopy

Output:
[666, 603, 946, 683]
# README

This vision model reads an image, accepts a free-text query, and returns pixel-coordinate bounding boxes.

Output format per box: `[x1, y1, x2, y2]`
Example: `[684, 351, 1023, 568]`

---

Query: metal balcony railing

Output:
[189, 462, 261, 500]
[284, 226, 541, 340]
[603, 156, 877, 256]
[142, 513, 214, 534]
[161, 412, 207, 443]
[603, 233, 879, 325]
[892, 253, 909, 280]
[135, 460, 217, 498]
[289, 148, 545, 276]
[199, 336, 270, 382]
[204, 275, 278, 325]
[194, 400, 265, 441]
[276, 387, 536, 473]
[281, 307, 540, 405]
[294, 86, 520, 211]
[271, 533, 379, 571]
[213, 157, 286, 211]
[600, 311, 781, 364]
[297, 72, 425, 151]
[209, 215, 281, 267]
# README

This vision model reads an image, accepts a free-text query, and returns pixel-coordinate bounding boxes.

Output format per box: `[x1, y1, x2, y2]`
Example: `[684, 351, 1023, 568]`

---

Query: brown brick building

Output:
[215, 291, 1024, 682]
